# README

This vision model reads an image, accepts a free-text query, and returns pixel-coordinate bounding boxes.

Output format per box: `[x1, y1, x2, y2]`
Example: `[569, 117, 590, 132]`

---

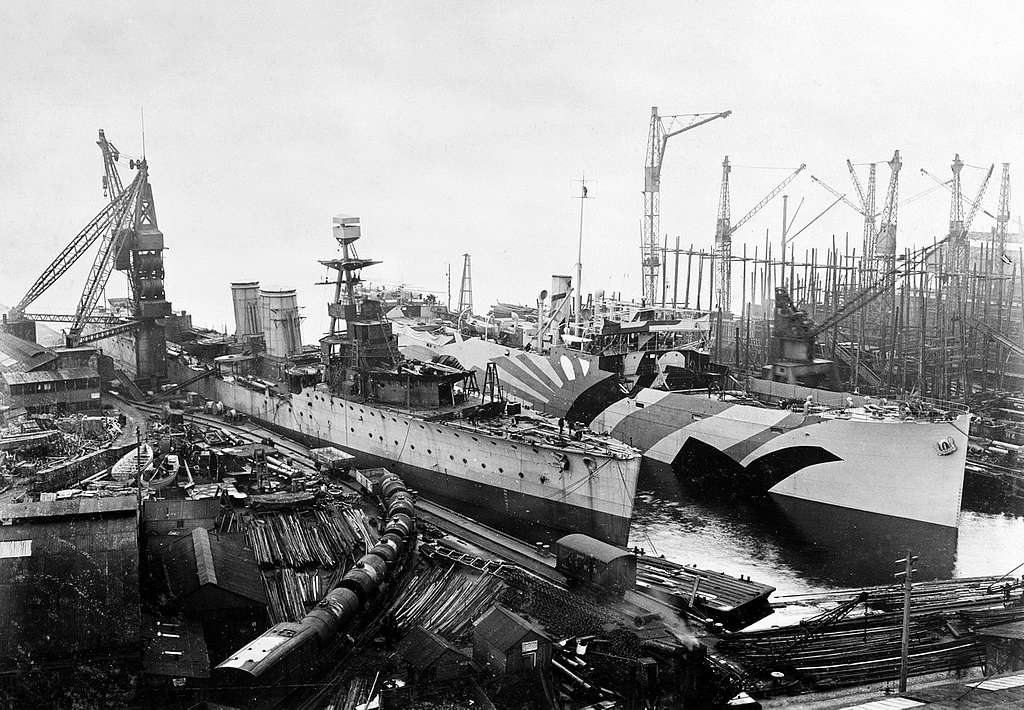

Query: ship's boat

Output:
[111, 443, 154, 481]
[142, 453, 180, 490]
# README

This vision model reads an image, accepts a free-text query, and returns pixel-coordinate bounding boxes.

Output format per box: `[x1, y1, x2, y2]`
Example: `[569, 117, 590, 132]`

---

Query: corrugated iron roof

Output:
[161, 528, 266, 607]
[0, 332, 58, 373]
[473, 605, 550, 651]
[2, 366, 99, 385]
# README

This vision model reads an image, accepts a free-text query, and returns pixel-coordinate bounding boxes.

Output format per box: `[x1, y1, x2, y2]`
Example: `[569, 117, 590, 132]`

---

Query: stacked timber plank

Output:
[388, 563, 506, 642]
[244, 503, 371, 623]
[719, 575, 1023, 691]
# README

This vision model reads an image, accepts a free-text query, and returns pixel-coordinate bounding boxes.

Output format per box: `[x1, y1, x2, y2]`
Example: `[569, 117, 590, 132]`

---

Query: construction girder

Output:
[21, 313, 127, 326]
[75, 319, 142, 345]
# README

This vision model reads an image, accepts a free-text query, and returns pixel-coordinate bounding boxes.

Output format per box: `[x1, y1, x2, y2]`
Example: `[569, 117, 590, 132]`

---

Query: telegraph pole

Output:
[894, 550, 918, 693]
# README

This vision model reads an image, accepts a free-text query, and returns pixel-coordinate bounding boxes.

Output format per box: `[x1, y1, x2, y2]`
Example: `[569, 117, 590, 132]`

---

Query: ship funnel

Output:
[259, 287, 303, 358]
[230, 282, 261, 341]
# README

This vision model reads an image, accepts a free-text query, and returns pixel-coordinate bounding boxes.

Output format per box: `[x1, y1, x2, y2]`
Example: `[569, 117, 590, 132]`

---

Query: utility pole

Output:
[574, 174, 590, 335]
[894, 550, 918, 693]
[446, 263, 451, 312]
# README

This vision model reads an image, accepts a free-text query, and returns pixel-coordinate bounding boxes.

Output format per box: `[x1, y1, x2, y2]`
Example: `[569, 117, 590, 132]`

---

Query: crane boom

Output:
[70, 171, 145, 340]
[12, 183, 137, 316]
[846, 160, 867, 212]
[920, 168, 997, 221]
[809, 175, 865, 217]
[97, 129, 123, 199]
[730, 164, 806, 236]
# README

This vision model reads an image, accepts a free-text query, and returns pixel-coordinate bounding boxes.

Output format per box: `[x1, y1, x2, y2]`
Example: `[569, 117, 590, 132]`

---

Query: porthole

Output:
[427, 449, 432, 455]
[454, 433, 459, 438]
[472, 437, 478, 442]
[394, 440, 399, 446]
[498, 467, 504, 473]
[462, 458, 468, 464]
[518, 472, 524, 478]
[392, 418, 397, 423]
[368, 432, 373, 438]
[449, 455, 455, 461]
[532, 448, 539, 454]
[350, 427, 354, 432]
[481, 463, 486, 469]
[411, 445, 415, 450]
[419, 424, 424, 429]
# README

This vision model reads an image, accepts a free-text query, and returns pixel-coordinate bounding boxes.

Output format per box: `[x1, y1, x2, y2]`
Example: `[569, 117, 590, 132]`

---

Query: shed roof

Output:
[0, 500, 140, 659]
[395, 625, 471, 670]
[0, 331, 57, 373]
[474, 605, 550, 651]
[2, 366, 99, 385]
[161, 527, 266, 607]
[0, 495, 136, 522]
[556, 534, 634, 565]
[977, 621, 1024, 640]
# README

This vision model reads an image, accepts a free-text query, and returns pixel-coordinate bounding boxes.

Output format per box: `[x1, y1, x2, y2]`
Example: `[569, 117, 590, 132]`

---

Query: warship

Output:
[194, 217, 641, 544]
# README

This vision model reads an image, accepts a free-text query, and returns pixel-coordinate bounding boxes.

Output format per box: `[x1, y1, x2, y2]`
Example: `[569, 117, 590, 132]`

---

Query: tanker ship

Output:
[193, 217, 641, 544]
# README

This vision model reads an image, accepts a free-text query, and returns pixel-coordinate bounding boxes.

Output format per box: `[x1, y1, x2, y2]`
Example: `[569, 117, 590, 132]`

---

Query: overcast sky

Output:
[2, 2, 1023, 340]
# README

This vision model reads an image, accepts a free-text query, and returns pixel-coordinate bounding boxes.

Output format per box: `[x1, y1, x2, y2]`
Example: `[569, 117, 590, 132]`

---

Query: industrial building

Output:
[0, 332, 101, 417]
[0, 497, 140, 685]
[472, 605, 553, 674]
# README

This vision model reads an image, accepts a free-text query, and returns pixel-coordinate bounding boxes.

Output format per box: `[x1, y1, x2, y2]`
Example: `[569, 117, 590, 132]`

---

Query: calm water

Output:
[626, 462, 1024, 596]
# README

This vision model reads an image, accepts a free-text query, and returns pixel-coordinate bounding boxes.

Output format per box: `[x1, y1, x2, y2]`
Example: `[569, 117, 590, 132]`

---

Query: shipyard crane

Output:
[714, 158, 806, 314]
[642, 106, 732, 305]
[920, 167, 998, 223]
[927, 156, 994, 276]
[874, 151, 902, 273]
[996, 164, 1012, 273]
[4, 130, 171, 388]
[810, 152, 901, 271]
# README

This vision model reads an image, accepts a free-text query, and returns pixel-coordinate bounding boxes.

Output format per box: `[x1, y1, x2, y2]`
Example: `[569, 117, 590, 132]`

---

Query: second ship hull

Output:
[591, 387, 969, 529]
[198, 377, 639, 544]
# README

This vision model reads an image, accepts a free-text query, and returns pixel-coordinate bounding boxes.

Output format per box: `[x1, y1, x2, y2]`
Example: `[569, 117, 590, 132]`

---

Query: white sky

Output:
[2, 2, 1023, 340]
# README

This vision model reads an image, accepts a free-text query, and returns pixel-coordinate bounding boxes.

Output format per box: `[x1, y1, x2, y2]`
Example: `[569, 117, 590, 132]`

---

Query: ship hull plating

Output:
[201, 378, 638, 544]
[592, 388, 968, 529]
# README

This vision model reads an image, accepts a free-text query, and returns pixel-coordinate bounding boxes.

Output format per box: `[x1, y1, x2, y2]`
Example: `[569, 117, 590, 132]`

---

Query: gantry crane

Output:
[642, 106, 731, 306]
[714, 158, 805, 314]
[3, 130, 171, 389]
